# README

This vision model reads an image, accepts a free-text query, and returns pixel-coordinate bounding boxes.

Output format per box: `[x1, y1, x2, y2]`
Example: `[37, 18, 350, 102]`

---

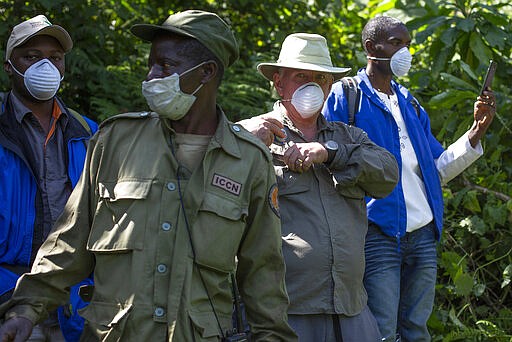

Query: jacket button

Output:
[166, 182, 176, 191]
[161, 222, 172, 231]
[157, 264, 167, 273]
[154, 307, 165, 317]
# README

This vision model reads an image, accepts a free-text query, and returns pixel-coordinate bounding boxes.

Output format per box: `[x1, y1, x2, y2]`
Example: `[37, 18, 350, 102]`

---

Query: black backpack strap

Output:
[411, 97, 421, 118]
[341, 76, 360, 125]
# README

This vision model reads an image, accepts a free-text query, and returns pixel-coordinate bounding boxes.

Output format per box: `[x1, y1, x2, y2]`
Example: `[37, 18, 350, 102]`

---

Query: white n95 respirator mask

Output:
[9, 58, 63, 100]
[368, 47, 412, 77]
[289, 82, 325, 118]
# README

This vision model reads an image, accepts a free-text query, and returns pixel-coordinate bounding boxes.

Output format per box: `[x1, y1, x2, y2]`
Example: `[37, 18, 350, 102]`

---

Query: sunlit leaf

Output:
[440, 251, 466, 280]
[469, 32, 493, 64]
[454, 271, 473, 296]
[462, 190, 482, 213]
[428, 89, 473, 108]
[484, 26, 508, 50]
[473, 283, 485, 297]
[439, 27, 460, 47]
[449, 307, 467, 329]
[439, 72, 475, 91]
[503, 264, 512, 289]
[456, 17, 475, 32]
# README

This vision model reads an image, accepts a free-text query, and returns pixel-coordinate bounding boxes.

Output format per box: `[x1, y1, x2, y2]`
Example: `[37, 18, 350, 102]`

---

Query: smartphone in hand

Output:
[480, 60, 497, 95]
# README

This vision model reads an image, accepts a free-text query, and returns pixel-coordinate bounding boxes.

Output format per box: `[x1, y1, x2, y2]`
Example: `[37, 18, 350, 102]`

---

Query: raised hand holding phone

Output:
[468, 60, 497, 147]
[480, 60, 497, 95]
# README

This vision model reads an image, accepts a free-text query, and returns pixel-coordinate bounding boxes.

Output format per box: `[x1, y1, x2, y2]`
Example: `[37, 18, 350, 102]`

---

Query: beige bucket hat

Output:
[257, 33, 351, 81]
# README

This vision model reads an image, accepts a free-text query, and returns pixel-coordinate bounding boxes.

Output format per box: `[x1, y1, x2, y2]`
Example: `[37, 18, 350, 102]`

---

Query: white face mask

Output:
[9, 59, 63, 100]
[288, 82, 325, 118]
[368, 46, 412, 77]
[141, 62, 205, 121]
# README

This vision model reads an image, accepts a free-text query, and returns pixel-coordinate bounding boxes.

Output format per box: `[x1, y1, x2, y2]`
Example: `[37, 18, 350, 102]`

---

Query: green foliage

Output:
[1, 0, 511, 339]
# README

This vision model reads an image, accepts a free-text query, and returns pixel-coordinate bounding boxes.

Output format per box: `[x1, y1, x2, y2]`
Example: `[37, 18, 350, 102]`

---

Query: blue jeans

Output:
[364, 222, 437, 342]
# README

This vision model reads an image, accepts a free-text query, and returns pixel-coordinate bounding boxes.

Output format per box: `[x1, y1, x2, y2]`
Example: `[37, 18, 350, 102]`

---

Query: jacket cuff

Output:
[5, 304, 40, 324]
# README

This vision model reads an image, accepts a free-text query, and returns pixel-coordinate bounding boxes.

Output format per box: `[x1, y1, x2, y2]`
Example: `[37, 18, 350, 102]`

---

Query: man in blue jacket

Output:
[0, 15, 97, 341]
[322, 16, 495, 342]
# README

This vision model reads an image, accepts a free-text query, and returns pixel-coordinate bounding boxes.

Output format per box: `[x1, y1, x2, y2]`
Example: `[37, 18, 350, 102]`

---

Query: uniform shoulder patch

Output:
[268, 183, 280, 218]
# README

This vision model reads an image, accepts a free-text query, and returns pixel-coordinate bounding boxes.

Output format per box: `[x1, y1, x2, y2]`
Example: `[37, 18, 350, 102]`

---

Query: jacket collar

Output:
[357, 68, 414, 100]
[269, 100, 334, 138]
[357, 68, 417, 113]
[209, 106, 243, 159]
[8, 92, 69, 127]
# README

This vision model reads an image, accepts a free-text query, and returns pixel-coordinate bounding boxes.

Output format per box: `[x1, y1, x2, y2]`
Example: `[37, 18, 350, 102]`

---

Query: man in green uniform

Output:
[0, 10, 296, 342]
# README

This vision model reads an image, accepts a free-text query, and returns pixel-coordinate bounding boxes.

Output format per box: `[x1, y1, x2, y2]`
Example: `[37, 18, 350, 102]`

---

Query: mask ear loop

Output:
[7, 60, 25, 77]
[178, 61, 212, 95]
[368, 47, 411, 62]
[190, 83, 203, 96]
[366, 42, 390, 61]
[179, 60, 211, 78]
[368, 56, 391, 61]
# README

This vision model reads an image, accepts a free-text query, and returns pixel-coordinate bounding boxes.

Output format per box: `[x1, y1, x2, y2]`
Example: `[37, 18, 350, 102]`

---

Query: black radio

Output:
[223, 331, 250, 342]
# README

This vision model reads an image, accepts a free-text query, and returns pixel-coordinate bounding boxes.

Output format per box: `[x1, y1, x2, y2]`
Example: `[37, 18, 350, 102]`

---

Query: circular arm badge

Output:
[268, 183, 280, 218]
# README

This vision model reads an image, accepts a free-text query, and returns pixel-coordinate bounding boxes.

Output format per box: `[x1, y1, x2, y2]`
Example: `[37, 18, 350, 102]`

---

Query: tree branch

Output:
[462, 176, 511, 202]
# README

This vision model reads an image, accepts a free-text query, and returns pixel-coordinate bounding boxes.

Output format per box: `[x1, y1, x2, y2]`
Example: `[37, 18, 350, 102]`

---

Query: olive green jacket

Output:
[240, 102, 399, 316]
[1, 110, 296, 341]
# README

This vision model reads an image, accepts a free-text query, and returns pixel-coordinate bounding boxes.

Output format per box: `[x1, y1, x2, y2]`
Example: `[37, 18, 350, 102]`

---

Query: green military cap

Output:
[130, 10, 239, 68]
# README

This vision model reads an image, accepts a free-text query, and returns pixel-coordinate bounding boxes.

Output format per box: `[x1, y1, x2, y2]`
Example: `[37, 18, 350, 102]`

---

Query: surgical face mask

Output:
[289, 82, 325, 118]
[9, 59, 63, 100]
[368, 46, 412, 77]
[141, 62, 205, 121]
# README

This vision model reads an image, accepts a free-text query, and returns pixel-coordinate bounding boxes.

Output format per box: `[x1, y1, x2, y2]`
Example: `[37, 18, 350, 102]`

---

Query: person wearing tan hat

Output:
[0, 14, 97, 342]
[239, 33, 399, 341]
[0, 10, 296, 342]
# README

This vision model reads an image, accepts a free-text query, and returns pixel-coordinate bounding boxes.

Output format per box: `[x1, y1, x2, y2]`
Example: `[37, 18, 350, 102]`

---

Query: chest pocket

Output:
[192, 192, 248, 273]
[275, 166, 312, 196]
[88, 180, 151, 252]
